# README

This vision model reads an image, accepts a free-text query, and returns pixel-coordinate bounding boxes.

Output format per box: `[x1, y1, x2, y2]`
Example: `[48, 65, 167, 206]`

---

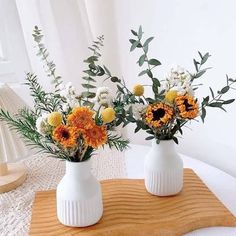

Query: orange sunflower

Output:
[83, 125, 107, 148]
[175, 94, 199, 119]
[145, 103, 174, 128]
[67, 106, 95, 130]
[53, 124, 78, 148]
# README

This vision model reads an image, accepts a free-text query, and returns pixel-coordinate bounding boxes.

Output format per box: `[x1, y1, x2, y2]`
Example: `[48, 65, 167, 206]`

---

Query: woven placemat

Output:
[29, 169, 236, 236]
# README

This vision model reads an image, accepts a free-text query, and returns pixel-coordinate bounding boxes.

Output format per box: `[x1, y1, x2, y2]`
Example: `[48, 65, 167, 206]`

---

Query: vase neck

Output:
[65, 159, 91, 179]
[151, 140, 177, 157]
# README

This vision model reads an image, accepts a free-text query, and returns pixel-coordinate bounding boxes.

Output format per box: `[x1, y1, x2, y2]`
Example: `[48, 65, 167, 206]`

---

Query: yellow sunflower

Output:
[67, 106, 95, 130]
[175, 94, 199, 119]
[83, 125, 107, 148]
[145, 103, 174, 128]
[52, 125, 78, 148]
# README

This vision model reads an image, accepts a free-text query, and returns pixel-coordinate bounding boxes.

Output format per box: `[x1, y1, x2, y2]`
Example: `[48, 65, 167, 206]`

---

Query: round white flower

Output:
[36, 113, 50, 136]
[130, 104, 147, 120]
[165, 65, 194, 96]
[94, 86, 113, 106]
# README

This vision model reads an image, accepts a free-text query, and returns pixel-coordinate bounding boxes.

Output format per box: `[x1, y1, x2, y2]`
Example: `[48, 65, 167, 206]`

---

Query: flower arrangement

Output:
[0, 27, 129, 162]
[109, 26, 236, 144]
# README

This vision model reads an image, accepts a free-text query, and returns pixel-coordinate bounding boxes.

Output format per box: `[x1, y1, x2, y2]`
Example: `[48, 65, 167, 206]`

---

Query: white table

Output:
[125, 144, 236, 236]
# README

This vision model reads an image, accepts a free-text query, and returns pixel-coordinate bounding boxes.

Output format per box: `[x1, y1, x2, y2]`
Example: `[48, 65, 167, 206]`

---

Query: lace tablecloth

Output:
[0, 148, 126, 236]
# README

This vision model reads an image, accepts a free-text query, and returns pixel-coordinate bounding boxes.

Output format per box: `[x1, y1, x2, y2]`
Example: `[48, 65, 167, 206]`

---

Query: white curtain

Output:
[13, 0, 236, 176]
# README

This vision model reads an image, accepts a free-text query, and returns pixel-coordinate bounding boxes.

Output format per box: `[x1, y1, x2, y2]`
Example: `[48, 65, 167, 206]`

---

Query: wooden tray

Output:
[29, 169, 236, 236]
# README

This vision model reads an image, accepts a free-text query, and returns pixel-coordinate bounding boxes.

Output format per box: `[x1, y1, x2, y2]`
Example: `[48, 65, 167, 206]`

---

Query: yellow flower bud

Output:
[133, 84, 144, 96]
[101, 107, 116, 123]
[47, 112, 63, 127]
[165, 90, 178, 103]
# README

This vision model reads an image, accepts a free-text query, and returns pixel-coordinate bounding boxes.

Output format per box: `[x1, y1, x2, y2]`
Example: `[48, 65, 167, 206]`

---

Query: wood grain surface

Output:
[0, 163, 26, 193]
[29, 169, 236, 236]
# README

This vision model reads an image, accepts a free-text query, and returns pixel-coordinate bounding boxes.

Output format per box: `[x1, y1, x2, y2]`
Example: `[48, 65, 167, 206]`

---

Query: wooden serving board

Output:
[29, 169, 236, 236]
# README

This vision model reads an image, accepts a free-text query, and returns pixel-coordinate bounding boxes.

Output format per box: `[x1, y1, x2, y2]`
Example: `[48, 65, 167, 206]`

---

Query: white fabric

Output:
[0, 147, 126, 236]
[0, 83, 29, 162]
[125, 144, 236, 236]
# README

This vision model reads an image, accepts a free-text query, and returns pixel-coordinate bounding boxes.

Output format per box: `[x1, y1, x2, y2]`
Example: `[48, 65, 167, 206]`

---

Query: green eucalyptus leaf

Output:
[220, 86, 230, 94]
[130, 40, 140, 52]
[172, 136, 179, 144]
[126, 116, 136, 122]
[145, 136, 154, 140]
[138, 26, 143, 39]
[134, 125, 141, 133]
[152, 78, 161, 87]
[195, 70, 206, 78]
[202, 96, 209, 105]
[201, 107, 206, 123]
[82, 84, 96, 89]
[149, 59, 161, 66]
[143, 44, 148, 53]
[193, 59, 199, 72]
[208, 102, 222, 107]
[198, 51, 203, 59]
[147, 70, 153, 78]
[129, 39, 136, 44]
[143, 37, 154, 47]
[138, 70, 148, 76]
[223, 99, 235, 104]
[209, 87, 214, 98]
[131, 30, 138, 36]
[82, 76, 96, 82]
[138, 54, 146, 66]
[201, 52, 211, 65]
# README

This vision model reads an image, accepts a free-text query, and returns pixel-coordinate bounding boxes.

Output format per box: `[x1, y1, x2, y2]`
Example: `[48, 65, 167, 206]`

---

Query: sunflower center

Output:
[183, 99, 193, 111]
[61, 130, 70, 139]
[152, 108, 166, 120]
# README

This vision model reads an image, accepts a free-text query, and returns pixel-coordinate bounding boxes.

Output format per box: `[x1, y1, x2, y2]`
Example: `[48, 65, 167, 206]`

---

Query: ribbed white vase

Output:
[56, 159, 103, 227]
[144, 140, 183, 196]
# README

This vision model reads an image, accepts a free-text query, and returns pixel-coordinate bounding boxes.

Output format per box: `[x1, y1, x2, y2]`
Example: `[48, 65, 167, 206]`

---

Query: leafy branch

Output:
[106, 133, 129, 152]
[201, 75, 236, 122]
[192, 52, 211, 80]
[82, 35, 106, 106]
[25, 72, 62, 115]
[32, 26, 62, 91]
[129, 26, 162, 99]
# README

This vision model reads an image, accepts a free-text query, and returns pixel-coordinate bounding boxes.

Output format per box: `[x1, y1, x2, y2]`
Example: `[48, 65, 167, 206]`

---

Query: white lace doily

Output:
[0, 148, 127, 236]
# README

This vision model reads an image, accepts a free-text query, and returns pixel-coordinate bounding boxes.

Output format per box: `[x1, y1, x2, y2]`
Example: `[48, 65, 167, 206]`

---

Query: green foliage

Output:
[107, 134, 130, 152]
[32, 26, 62, 91]
[113, 26, 236, 143]
[81, 36, 105, 106]
[200, 75, 236, 122]
[129, 26, 161, 87]
[0, 26, 130, 161]
[192, 52, 211, 80]
[0, 108, 70, 160]
[25, 72, 62, 115]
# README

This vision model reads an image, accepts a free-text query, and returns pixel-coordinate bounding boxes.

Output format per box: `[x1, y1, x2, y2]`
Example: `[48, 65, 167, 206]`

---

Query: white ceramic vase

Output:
[144, 139, 183, 196]
[56, 159, 103, 227]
